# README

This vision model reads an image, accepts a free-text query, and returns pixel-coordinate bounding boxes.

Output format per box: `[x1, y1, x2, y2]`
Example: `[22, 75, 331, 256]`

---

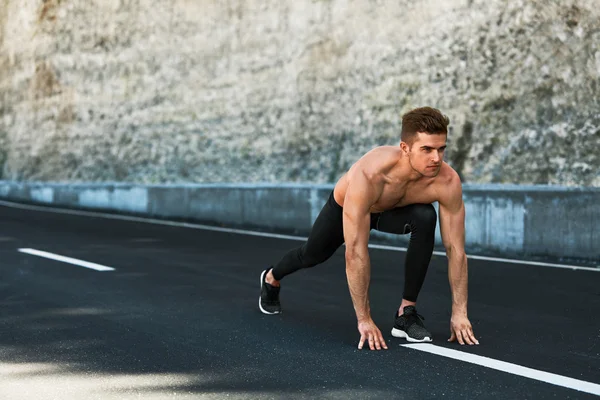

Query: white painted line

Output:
[18, 248, 115, 272]
[460, 254, 599, 270]
[1, 199, 597, 272]
[402, 344, 600, 396]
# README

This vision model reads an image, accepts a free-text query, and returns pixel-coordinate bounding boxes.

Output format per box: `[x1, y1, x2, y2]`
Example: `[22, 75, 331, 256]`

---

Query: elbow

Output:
[345, 247, 358, 263]
[445, 245, 466, 262]
[345, 246, 367, 266]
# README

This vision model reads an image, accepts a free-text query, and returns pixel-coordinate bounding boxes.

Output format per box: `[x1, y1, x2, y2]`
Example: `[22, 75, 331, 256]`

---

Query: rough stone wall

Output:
[0, 0, 599, 185]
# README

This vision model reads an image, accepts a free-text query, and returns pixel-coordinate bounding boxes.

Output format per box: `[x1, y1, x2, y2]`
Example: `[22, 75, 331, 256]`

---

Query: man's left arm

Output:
[438, 180, 479, 345]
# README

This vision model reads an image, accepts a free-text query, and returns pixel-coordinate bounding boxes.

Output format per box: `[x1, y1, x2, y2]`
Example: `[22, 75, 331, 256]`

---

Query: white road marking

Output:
[18, 248, 115, 272]
[1, 199, 597, 272]
[402, 344, 600, 396]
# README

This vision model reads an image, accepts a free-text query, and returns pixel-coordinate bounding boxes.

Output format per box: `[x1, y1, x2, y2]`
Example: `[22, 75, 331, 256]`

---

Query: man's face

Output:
[405, 132, 447, 177]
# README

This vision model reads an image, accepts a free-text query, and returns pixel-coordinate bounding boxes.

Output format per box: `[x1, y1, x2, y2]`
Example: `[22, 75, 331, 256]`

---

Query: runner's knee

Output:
[410, 204, 437, 232]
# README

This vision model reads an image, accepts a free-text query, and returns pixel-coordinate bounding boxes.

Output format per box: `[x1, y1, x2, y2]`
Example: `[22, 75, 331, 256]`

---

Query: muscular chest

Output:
[371, 182, 437, 212]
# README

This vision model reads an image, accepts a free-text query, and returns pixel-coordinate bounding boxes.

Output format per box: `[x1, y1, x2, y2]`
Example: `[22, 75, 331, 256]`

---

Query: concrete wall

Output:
[1, 0, 599, 186]
[1, 181, 597, 264]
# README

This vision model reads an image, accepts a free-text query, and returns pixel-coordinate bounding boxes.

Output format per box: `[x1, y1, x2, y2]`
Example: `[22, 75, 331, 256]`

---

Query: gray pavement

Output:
[0, 203, 599, 399]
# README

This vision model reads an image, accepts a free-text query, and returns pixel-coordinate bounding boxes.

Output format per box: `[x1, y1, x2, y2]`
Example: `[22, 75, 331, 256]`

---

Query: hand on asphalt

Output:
[449, 314, 479, 345]
[358, 319, 388, 350]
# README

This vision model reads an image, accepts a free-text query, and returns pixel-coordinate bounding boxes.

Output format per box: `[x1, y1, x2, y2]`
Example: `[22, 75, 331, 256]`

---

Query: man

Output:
[259, 106, 478, 351]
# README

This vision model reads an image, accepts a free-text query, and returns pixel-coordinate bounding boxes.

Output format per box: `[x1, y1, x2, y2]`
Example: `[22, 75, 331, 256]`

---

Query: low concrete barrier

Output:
[0, 181, 597, 263]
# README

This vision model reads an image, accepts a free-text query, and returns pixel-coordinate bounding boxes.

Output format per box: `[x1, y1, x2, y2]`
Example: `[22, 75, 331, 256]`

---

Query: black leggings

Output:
[271, 190, 437, 302]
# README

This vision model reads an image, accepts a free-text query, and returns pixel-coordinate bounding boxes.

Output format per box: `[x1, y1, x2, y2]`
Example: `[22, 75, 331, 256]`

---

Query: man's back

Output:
[332, 144, 459, 213]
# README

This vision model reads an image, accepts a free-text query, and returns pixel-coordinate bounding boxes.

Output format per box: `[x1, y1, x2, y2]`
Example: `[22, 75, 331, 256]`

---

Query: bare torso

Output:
[332, 146, 456, 212]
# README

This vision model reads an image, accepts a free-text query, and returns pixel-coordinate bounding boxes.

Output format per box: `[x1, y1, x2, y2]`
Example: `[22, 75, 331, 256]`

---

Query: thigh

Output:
[374, 204, 429, 235]
[303, 191, 346, 257]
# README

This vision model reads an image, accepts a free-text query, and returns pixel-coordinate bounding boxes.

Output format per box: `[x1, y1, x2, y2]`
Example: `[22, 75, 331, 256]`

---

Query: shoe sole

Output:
[391, 327, 432, 343]
[259, 269, 281, 315]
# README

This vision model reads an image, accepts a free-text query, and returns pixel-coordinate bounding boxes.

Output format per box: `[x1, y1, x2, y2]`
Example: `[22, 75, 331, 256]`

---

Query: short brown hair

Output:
[401, 107, 449, 145]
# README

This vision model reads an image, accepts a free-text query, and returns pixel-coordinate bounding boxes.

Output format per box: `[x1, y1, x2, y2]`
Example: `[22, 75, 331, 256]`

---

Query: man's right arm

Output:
[342, 168, 387, 350]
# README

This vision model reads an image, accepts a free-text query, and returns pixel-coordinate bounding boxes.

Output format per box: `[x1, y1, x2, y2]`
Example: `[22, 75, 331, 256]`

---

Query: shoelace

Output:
[401, 310, 425, 327]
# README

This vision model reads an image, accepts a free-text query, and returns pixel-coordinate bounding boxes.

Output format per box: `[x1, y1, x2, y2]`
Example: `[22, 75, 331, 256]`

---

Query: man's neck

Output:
[392, 152, 425, 183]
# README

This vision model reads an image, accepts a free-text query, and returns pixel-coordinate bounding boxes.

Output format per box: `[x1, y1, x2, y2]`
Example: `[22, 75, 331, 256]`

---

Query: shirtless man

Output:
[259, 106, 478, 350]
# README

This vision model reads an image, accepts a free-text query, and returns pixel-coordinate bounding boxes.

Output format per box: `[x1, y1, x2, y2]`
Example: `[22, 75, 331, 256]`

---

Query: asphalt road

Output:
[0, 201, 598, 399]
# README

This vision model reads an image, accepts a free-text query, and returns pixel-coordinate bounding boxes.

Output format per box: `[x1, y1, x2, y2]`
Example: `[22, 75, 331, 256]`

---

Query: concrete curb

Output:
[0, 181, 598, 263]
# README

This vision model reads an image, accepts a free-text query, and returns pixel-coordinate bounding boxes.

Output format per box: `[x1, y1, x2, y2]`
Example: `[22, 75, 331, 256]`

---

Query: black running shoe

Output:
[391, 305, 432, 343]
[259, 268, 281, 315]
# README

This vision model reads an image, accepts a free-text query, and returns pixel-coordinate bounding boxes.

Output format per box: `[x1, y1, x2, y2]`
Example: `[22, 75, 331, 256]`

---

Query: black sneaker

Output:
[391, 305, 432, 343]
[259, 268, 281, 315]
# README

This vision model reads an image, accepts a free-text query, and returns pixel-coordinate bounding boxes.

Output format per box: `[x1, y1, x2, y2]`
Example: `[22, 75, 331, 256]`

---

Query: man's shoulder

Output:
[363, 145, 400, 158]
[361, 146, 401, 173]
[439, 162, 462, 186]
[346, 146, 399, 190]
[434, 163, 463, 203]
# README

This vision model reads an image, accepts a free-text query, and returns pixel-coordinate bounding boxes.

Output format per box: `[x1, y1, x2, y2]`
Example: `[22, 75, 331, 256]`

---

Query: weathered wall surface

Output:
[0, 0, 599, 185]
